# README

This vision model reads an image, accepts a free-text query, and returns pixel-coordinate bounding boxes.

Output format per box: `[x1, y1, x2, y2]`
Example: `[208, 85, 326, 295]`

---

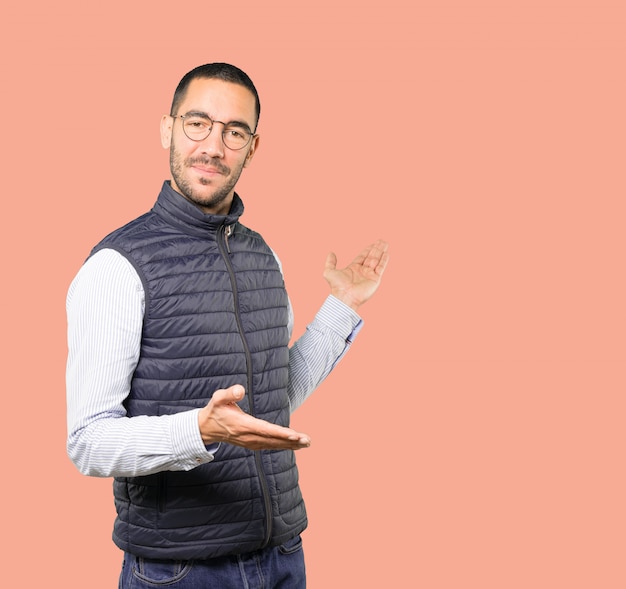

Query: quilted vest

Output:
[91, 182, 307, 560]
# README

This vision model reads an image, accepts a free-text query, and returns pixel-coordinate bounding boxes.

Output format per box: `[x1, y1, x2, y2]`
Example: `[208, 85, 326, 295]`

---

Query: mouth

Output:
[192, 164, 223, 176]
[187, 157, 229, 176]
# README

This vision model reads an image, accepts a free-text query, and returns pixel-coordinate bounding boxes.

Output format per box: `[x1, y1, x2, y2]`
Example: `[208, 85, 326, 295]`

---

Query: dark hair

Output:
[170, 63, 261, 128]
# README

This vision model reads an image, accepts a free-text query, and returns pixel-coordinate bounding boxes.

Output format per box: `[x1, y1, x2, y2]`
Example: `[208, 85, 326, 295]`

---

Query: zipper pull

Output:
[224, 224, 232, 254]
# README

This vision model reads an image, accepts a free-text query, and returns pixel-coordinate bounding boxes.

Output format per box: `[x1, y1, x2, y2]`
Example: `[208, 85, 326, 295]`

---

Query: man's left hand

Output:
[323, 239, 389, 311]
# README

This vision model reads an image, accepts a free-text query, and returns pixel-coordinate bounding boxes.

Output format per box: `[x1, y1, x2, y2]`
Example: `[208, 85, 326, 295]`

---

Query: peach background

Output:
[2, 1, 625, 587]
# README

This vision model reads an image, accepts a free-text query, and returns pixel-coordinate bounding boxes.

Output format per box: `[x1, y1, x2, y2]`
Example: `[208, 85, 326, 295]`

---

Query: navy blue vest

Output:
[91, 182, 307, 560]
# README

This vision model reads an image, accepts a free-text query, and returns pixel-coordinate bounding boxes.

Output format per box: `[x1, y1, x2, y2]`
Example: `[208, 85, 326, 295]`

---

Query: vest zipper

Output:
[217, 224, 274, 548]
[157, 472, 167, 512]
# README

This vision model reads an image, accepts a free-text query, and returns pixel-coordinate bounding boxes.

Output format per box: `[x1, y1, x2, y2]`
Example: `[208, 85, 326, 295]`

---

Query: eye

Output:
[226, 128, 245, 139]
[187, 118, 209, 130]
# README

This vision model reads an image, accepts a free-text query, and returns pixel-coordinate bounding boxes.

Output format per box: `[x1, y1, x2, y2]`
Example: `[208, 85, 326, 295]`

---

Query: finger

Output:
[375, 239, 389, 255]
[354, 240, 384, 265]
[236, 417, 312, 449]
[363, 240, 389, 271]
[366, 239, 388, 260]
[261, 431, 311, 448]
[248, 417, 310, 445]
[240, 436, 311, 451]
[264, 433, 311, 449]
[373, 245, 390, 276]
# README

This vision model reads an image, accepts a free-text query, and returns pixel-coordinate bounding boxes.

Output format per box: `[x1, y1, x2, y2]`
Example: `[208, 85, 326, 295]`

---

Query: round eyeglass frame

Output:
[172, 114, 255, 150]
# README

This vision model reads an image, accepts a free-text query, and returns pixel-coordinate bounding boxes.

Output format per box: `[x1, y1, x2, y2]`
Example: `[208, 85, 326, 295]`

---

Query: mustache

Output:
[186, 157, 230, 175]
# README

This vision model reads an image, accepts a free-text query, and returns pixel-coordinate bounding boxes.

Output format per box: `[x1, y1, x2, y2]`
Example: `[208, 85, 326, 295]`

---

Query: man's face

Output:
[160, 78, 259, 215]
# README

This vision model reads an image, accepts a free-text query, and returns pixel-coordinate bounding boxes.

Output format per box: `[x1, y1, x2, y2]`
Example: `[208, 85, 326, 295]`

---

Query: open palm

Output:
[323, 239, 389, 310]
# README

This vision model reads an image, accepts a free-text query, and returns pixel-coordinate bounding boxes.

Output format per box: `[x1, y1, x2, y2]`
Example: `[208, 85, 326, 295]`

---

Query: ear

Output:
[243, 134, 260, 168]
[160, 115, 173, 149]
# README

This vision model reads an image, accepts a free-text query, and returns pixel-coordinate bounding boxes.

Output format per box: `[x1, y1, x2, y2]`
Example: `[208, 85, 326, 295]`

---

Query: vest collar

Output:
[152, 181, 244, 237]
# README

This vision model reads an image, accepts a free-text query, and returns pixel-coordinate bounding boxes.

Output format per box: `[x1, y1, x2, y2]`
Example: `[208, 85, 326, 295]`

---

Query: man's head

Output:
[170, 63, 261, 128]
[160, 63, 261, 215]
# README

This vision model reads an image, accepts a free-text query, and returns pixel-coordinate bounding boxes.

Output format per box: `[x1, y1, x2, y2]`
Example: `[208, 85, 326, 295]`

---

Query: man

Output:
[66, 63, 388, 588]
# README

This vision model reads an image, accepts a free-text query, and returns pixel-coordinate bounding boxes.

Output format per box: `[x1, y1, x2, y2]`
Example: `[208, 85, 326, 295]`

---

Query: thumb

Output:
[228, 384, 245, 402]
[324, 252, 337, 274]
[213, 384, 245, 406]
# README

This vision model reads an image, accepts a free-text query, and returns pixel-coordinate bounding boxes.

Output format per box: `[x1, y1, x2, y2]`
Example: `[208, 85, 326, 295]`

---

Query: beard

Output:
[169, 144, 246, 214]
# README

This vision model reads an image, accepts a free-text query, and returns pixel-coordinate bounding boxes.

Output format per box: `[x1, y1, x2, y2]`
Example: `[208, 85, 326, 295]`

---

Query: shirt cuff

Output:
[316, 295, 364, 342]
[169, 409, 220, 469]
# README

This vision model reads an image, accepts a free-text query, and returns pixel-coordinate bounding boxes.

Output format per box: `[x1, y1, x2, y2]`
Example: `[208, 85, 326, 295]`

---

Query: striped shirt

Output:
[66, 248, 362, 478]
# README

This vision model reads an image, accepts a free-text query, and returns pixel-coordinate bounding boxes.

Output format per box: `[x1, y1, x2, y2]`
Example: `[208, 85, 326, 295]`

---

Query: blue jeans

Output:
[118, 535, 306, 588]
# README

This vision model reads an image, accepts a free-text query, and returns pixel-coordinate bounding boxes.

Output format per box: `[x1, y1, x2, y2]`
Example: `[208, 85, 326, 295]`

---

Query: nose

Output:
[200, 123, 225, 158]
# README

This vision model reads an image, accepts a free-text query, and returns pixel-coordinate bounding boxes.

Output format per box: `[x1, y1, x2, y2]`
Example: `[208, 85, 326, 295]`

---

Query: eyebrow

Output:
[183, 110, 253, 133]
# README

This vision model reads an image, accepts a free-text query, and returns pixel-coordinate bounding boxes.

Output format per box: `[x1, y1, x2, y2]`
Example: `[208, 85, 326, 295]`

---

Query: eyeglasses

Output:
[172, 113, 254, 150]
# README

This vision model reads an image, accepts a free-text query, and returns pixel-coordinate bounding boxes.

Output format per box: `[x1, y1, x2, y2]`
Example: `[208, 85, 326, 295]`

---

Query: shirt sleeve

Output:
[66, 249, 217, 478]
[270, 249, 363, 412]
[287, 295, 363, 412]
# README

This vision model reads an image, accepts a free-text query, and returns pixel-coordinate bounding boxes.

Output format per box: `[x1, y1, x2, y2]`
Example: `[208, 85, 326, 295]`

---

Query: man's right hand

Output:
[198, 385, 311, 450]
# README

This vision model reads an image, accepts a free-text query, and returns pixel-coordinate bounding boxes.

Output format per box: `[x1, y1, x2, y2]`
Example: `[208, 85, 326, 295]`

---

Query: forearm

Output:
[287, 295, 363, 411]
[67, 409, 211, 478]
[66, 249, 214, 478]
